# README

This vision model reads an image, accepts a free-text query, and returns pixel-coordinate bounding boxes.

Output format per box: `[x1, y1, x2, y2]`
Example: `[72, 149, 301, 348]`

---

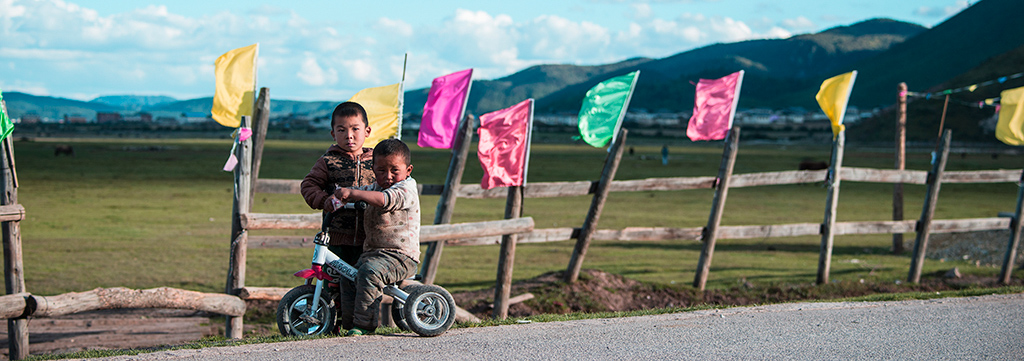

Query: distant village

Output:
[10, 106, 880, 142]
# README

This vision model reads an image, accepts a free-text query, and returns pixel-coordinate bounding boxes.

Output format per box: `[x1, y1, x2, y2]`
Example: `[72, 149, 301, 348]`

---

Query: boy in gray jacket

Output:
[334, 139, 420, 335]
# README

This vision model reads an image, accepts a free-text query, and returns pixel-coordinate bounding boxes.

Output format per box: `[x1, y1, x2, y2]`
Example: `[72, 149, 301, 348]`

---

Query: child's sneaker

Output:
[346, 327, 372, 336]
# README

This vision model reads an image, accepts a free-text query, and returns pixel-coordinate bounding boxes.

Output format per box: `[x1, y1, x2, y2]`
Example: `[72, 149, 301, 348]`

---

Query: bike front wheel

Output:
[276, 284, 337, 337]
[401, 284, 456, 337]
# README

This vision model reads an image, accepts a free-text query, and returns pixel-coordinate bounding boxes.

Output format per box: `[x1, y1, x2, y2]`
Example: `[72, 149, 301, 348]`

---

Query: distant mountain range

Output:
[4, 0, 1022, 142]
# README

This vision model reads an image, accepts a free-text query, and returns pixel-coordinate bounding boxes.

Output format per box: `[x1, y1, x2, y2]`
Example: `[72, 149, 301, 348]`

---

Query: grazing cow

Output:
[54, 145, 75, 156]
[798, 160, 828, 171]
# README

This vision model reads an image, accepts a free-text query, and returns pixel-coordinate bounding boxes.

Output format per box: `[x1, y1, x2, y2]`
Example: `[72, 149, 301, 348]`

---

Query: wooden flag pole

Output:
[420, 115, 474, 284]
[1, 104, 27, 359]
[908, 129, 952, 283]
[249, 87, 270, 206]
[816, 130, 846, 285]
[225, 115, 252, 338]
[693, 127, 740, 290]
[893, 82, 908, 254]
[494, 99, 533, 319]
[564, 128, 627, 283]
[999, 170, 1024, 284]
[493, 185, 523, 319]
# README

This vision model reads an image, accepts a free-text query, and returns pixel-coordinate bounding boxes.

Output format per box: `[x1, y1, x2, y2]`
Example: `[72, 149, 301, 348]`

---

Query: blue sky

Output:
[0, 0, 972, 102]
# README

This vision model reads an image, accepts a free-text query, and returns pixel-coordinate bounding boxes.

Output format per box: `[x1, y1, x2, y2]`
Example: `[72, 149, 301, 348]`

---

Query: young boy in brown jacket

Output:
[300, 101, 373, 332]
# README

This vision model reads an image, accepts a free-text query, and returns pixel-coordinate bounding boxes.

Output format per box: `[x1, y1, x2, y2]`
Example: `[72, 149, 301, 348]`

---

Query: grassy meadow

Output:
[9, 131, 1023, 297]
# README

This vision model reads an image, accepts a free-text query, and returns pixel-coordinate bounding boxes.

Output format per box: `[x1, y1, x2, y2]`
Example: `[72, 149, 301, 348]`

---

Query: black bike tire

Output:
[401, 284, 456, 337]
[276, 284, 337, 337]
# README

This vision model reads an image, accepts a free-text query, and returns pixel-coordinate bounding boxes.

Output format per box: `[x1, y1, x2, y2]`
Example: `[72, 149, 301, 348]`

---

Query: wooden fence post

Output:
[225, 116, 252, 339]
[493, 186, 523, 319]
[421, 115, 474, 284]
[564, 128, 627, 283]
[893, 82, 907, 254]
[693, 127, 740, 291]
[908, 129, 952, 283]
[817, 131, 846, 285]
[249, 87, 270, 200]
[1, 133, 27, 359]
[999, 170, 1024, 284]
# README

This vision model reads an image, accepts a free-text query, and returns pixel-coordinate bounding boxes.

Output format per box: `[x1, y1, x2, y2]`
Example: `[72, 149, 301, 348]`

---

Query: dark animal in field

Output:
[54, 145, 74, 156]
[798, 160, 828, 171]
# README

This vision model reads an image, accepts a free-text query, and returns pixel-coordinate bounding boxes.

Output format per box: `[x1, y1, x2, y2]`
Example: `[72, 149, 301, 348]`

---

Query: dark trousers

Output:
[341, 249, 417, 331]
[328, 244, 362, 330]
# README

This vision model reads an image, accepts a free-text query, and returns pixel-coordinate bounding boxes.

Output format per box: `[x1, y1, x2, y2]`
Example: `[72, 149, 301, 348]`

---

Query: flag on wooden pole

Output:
[996, 85, 1024, 145]
[687, 71, 744, 141]
[478, 99, 534, 190]
[211, 43, 258, 128]
[578, 71, 639, 147]
[815, 71, 857, 139]
[349, 83, 403, 148]
[0, 89, 13, 142]
[418, 69, 473, 149]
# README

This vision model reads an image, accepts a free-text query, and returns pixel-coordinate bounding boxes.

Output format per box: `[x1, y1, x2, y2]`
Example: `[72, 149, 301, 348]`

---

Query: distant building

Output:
[124, 112, 153, 122]
[97, 112, 122, 123]
[64, 114, 88, 124]
[181, 112, 211, 123]
[20, 113, 41, 124]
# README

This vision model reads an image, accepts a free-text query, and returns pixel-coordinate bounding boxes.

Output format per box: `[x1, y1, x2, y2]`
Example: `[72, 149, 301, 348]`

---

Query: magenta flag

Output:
[687, 70, 744, 141]
[478, 99, 533, 190]
[418, 69, 473, 149]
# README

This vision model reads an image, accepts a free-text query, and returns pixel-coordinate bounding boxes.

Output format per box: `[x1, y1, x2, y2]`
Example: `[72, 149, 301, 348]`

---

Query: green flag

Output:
[577, 71, 639, 147]
[0, 89, 12, 142]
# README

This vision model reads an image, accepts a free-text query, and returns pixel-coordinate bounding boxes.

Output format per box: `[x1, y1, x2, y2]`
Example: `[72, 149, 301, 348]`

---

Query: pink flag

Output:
[478, 99, 533, 190]
[418, 69, 473, 149]
[687, 71, 744, 141]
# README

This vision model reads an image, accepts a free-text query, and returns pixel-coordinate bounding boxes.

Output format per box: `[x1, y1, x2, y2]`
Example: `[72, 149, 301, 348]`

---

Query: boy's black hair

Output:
[373, 139, 411, 165]
[331, 101, 369, 128]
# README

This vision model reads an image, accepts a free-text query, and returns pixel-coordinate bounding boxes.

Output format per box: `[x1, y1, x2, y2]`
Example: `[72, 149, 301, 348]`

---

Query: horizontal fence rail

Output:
[255, 168, 1021, 200]
[0, 287, 246, 319]
[245, 217, 535, 249]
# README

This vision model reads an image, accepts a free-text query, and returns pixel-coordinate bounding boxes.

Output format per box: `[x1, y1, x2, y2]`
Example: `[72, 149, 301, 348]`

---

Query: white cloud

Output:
[520, 15, 611, 62]
[296, 54, 337, 86]
[781, 16, 815, 32]
[612, 13, 785, 59]
[631, 3, 652, 19]
[374, 17, 413, 38]
[914, 1, 970, 18]
[342, 58, 378, 83]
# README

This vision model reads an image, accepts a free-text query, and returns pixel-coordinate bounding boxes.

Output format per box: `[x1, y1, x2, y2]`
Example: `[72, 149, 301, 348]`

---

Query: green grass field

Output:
[10, 133, 1023, 296]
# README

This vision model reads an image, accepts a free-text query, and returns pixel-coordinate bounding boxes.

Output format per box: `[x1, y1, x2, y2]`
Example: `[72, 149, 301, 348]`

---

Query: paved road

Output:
[84, 293, 1024, 360]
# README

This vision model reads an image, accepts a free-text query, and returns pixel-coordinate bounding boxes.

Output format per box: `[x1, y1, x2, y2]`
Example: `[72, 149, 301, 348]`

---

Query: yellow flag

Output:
[815, 71, 857, 138]
[211, 43, 258, 128]
[349, 83, 403, 147]
[996, 85, 1024, 146]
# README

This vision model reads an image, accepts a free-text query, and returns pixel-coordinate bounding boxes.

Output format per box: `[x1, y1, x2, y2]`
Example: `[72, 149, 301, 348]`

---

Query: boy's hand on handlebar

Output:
[324, 196, 343, 212]
[333, 187, 353, 203]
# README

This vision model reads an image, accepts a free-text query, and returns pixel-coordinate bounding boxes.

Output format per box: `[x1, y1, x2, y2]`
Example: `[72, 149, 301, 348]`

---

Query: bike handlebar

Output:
[320, 201, 368, 233]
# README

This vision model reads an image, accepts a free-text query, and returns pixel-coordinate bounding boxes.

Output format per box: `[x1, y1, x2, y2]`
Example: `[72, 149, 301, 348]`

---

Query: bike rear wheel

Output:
[401, 284, 456, 337]
[277, 285, 337, 337]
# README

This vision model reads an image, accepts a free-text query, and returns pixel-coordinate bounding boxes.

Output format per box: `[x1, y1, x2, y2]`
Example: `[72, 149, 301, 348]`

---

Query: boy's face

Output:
[330, 115, 370, 154]
[373, 153, 413, 189]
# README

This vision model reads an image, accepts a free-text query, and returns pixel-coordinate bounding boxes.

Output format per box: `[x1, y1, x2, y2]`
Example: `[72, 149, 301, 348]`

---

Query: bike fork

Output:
[302, 279, 326, 324]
